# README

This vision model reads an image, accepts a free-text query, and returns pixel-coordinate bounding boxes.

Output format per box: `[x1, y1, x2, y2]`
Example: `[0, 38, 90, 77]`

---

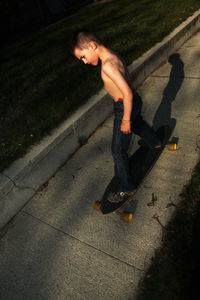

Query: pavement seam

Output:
[23, 210, 145, 273]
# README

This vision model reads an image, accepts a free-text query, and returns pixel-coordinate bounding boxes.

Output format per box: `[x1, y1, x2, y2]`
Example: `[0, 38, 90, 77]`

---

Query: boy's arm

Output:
[102, 61, 133, 134]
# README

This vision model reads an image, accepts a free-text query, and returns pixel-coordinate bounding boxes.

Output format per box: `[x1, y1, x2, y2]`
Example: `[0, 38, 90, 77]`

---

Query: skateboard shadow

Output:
[152, 53, 184, 132]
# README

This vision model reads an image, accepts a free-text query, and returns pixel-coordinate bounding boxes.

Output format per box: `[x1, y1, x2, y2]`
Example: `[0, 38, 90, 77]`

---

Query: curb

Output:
[1, 9, 200, 229]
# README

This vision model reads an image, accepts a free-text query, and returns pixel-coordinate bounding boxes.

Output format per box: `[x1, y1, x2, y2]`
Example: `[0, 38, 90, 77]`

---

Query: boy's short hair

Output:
[72, 29, 101, 52]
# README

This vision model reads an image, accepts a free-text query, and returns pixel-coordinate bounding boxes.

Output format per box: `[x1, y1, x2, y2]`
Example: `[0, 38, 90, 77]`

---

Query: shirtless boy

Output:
[72, 29, 161, 203]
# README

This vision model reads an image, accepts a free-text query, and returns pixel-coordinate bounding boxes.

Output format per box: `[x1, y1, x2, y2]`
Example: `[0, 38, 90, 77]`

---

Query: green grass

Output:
[1, 0, 200, 171]
[137, 160, 200, 300]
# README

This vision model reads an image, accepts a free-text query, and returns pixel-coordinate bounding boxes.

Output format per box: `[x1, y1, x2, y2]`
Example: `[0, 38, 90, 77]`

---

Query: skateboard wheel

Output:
[93, 201, 102, 212]
[167, 143, 177, 151]
[120, 212, 133, 222]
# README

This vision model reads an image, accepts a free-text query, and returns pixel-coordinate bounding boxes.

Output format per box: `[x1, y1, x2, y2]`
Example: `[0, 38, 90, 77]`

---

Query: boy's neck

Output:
[96, 45, 111, 63]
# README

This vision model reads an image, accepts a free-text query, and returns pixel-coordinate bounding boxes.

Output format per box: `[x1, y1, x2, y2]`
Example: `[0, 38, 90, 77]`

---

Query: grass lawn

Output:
[137, 160, 200, 300]
[1, 0, 200, 171]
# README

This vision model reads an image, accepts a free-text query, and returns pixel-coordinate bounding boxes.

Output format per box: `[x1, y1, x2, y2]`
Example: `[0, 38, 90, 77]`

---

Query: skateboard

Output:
[93, 125, 177, 222]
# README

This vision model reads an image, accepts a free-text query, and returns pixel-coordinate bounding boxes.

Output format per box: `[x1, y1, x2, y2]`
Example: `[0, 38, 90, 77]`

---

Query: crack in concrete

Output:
[0, 173, 36, 201]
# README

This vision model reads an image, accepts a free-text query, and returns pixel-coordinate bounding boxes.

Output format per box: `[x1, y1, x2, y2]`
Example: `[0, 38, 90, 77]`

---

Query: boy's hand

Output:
[121, 121, 131, 134]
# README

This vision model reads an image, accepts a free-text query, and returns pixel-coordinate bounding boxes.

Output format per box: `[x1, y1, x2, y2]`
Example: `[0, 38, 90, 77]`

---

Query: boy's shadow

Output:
[152, 53, 184, 131]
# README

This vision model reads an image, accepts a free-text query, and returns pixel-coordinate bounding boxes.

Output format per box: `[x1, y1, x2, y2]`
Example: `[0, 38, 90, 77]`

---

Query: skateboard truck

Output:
[93, 201, 133, 222]
[138, 139, 177, 151]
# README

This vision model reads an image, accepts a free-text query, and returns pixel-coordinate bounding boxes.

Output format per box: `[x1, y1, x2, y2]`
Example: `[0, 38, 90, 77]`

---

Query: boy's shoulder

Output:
[101, 51, 124, 73]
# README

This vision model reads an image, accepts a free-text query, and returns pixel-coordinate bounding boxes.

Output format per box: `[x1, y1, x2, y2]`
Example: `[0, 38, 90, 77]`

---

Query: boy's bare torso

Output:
[73, 38, 133, 133]
[101, 50, 132, 101]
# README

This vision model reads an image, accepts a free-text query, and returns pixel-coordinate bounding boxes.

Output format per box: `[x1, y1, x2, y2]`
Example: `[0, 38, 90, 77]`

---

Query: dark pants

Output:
[112, 92, 160, 192]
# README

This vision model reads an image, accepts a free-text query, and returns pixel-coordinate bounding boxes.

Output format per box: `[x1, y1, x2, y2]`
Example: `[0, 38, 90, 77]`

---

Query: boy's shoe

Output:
[108, 190, 136, 203]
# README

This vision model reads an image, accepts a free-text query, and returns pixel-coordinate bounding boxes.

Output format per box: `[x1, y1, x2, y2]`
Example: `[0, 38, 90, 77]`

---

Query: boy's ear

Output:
[88, 41, 97, 50]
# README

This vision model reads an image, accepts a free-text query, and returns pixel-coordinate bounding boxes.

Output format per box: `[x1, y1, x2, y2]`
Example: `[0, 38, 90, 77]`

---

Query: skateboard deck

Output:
[94, 125, 176, 221]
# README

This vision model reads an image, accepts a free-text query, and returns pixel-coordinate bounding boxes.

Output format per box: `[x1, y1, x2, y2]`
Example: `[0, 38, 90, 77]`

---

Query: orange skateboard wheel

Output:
[120, 212, 133, 222]
[167, 143, 177, 151]
[93, 201, 102, 212]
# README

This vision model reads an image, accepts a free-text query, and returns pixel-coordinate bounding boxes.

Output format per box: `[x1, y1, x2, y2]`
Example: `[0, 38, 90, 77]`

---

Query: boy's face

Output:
[74, 42, 99, 66]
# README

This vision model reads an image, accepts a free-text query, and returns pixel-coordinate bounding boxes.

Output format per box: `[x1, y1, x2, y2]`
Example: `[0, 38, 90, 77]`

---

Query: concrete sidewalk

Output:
[0, 30, 200, 300]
